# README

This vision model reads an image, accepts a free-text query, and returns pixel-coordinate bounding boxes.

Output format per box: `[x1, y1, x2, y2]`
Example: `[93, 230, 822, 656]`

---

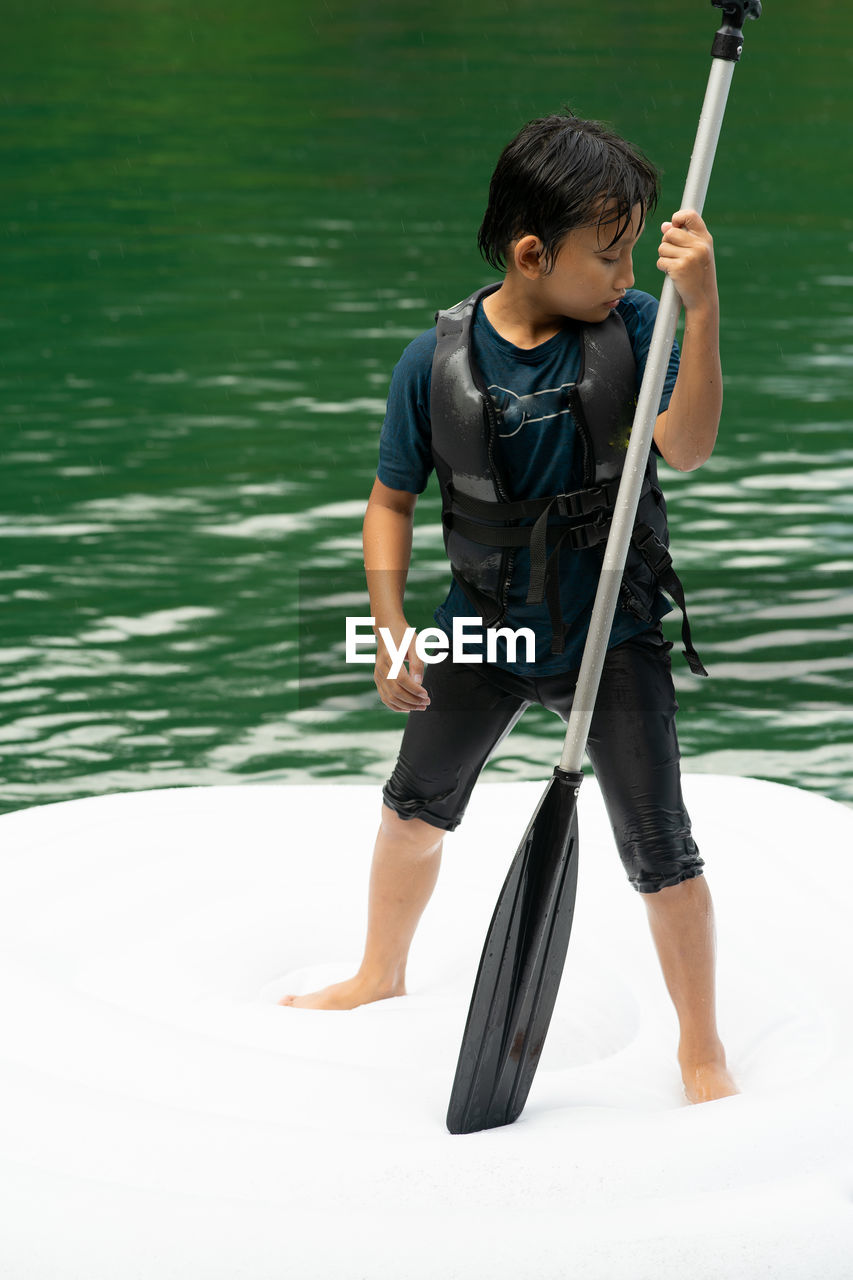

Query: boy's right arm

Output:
[363, 477, 430, 713]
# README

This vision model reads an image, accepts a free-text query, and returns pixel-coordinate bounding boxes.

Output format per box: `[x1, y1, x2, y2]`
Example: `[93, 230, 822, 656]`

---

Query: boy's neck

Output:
[481, 278, 568, 350]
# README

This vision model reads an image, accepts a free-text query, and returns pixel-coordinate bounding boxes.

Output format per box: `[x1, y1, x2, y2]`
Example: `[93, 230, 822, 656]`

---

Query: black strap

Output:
[529, 515, 606, 657]
[449, 480, 620, 525]
[632, 524, 709, 677]
[446, 510, 611, 555]
[527, 496, 561, 608]
[444, 508, 611, 656]
[544, 545, 566, 654]
[445, 486, 613, 657]
[446, 492, 708, 672]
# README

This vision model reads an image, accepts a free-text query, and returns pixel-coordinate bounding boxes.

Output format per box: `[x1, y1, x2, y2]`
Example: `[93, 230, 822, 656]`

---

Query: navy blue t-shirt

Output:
[377, 287, 679, 674]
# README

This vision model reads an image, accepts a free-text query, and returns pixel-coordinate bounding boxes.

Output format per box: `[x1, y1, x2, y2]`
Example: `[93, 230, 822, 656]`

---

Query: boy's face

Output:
[533, 201, 644, 324]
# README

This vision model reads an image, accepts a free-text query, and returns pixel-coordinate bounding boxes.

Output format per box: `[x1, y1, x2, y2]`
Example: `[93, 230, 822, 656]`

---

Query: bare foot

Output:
[681, 1057, 740, 1104]
[278, 973, 405, 1011]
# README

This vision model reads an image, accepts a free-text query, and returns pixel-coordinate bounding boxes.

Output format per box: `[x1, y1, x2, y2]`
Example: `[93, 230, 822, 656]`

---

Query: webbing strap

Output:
[544, 549, 566, 654]
[446, 511, 610, 554]
[632, 524, 709, 677]
[449, 480, 620, 524]
[446, 507, 709, 671]
[445, 508, 611, 656]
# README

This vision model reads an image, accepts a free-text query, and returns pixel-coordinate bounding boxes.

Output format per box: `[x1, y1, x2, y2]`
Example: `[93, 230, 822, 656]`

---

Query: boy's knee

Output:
[380, 803, 445, 854]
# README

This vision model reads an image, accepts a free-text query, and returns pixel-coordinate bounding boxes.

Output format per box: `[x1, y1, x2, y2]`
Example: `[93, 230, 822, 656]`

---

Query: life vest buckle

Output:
[567, 511, 611, 550]
[632, 523, 673, 576]
[554, 483, 616, 521]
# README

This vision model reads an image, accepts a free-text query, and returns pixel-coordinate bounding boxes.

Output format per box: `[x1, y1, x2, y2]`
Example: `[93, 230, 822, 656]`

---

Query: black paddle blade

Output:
[446, 767, 583, 1135]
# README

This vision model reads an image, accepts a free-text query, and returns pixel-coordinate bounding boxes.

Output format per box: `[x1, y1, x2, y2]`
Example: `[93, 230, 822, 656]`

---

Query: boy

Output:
[282, 114, 737, 1106]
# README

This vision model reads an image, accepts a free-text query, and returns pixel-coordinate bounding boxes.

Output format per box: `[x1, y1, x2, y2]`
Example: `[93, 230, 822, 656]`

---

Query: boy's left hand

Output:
[657, 209, 718, 312]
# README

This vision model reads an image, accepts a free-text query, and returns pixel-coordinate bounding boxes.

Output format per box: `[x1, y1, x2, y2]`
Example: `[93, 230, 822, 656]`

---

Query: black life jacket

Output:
[429, 284, 706, 675]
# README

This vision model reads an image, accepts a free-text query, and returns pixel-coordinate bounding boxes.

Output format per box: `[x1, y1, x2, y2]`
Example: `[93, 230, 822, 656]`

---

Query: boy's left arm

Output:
[652, 208, 722, 473]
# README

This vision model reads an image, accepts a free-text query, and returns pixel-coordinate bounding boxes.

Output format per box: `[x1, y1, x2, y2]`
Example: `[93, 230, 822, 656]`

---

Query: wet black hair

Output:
[477, 112, 660, 274]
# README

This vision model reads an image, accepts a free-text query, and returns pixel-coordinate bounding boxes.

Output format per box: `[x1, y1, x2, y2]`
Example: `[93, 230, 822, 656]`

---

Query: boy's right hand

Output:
[374, 622, 431, 713]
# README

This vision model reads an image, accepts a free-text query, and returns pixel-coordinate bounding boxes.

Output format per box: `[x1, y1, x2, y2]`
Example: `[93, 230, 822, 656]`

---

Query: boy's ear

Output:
[513, 235, 547, 278]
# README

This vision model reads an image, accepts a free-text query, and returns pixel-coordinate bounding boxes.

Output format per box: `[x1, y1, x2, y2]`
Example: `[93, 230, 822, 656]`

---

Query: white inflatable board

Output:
[1, 775, 851, 1279]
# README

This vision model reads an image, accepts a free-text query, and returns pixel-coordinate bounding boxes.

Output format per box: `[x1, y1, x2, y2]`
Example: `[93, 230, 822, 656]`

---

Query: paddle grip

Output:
[711, 1, 761, 61]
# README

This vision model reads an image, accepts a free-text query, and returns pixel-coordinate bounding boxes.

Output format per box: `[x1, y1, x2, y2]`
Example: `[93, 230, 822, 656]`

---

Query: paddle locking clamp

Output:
[711, 0, 762, 61]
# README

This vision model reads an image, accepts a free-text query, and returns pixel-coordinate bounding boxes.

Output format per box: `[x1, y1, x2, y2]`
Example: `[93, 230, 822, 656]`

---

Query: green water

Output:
[2, 0, 852, 814]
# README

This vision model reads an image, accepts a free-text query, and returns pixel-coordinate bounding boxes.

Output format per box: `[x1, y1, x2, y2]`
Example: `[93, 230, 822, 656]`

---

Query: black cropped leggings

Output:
[382, 625, 704, 894]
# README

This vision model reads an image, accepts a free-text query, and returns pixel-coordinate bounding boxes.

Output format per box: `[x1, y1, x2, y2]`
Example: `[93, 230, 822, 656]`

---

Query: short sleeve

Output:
[376, 329, 437, 495]
[618, 289, 680, 413]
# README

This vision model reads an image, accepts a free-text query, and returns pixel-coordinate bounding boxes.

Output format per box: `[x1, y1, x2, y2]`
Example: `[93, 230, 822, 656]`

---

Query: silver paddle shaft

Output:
[559, 55, 736, 774]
